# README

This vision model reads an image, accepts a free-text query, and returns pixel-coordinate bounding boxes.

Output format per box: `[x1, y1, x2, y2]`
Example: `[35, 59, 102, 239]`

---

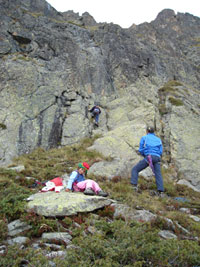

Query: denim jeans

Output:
[94, 113, 99, 123]
[131, 155, 164, 192]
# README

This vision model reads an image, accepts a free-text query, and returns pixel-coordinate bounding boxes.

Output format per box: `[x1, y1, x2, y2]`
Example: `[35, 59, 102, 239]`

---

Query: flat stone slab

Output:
[26, 191, 114, 217]
[8, 219, 32, 236]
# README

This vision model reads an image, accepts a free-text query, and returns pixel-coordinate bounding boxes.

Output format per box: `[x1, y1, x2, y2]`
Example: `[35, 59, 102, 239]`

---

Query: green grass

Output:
[12, 135, 104, 181]
[20, 8, 43, 18]
[158, 80, 182, 95]
[165, 80, 183, 87]
[169, 97, 184, 106]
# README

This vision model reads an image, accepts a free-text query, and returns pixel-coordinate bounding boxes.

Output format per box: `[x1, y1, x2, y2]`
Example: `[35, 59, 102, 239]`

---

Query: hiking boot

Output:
[150, 190, 165, 198]
[84, 188, 95, 196]
[97, 190, 108, 197]
[132, 185, 138, 192]
[158, 191, 165, 198]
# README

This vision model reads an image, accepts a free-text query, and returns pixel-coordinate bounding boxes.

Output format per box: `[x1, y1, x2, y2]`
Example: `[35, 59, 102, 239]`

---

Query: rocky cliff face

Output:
[0, 0, 200, 188]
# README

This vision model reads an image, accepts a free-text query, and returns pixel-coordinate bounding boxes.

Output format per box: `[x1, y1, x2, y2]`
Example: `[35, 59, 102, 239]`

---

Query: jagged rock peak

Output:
[62, 10, 97, 26]
[0, 0, 59, 17]
[154, 8, 200, 25]
[155, 9, 176, 20]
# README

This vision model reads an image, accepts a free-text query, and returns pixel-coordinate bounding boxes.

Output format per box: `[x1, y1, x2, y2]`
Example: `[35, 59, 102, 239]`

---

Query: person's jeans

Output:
[131, 155, 164, 192]
[94, 113, 99, 123]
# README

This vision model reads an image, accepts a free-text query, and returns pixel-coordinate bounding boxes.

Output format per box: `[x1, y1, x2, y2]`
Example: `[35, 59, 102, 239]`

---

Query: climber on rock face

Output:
[130, 125, 165, 197]
[89, 105, 101, 127]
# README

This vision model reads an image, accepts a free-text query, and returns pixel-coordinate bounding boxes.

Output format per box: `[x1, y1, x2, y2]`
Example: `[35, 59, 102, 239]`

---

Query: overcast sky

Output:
[47, 0, 199, 28]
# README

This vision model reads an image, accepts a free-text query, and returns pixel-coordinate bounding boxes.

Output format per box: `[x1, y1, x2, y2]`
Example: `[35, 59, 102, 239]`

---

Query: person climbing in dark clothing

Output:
[89, 105, 101, 127]
[131, 126, 165, 197]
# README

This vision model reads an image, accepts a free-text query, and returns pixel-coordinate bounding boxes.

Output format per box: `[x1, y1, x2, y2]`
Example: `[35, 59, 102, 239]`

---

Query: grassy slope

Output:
[0, 135, 200, 266]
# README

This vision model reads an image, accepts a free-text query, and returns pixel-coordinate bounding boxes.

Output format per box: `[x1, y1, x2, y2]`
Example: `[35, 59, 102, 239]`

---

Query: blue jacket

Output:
[138, 133, 163, 157]
[67, 171, 85, 190]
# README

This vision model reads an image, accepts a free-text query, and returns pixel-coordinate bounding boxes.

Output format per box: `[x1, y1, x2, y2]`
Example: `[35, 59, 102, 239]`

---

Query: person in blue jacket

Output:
[131, 126, 164, 195]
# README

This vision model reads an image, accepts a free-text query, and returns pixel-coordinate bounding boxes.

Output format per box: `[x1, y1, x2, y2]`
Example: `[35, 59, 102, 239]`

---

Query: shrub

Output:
[0, 218, 8, 241]
[62, 216, 73, 228]
[0, 245, 49, 267]
[97, 205, 115, 219]
[63, 219, 200, 266]
[22, 210, 61, 237]
[0, 183, 31, 221]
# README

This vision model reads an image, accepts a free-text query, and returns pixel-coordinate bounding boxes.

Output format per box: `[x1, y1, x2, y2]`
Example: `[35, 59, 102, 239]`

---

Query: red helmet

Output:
[82, 162, 90, 170]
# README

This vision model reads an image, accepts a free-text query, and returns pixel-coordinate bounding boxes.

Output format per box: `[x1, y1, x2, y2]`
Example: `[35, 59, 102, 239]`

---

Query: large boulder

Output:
[26, 191, 114, 217]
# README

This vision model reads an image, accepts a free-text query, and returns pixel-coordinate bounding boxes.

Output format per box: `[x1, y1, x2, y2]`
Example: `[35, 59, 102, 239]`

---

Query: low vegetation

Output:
[158, 80, 184, 115]
[1, 135, 200, 266]
[0, 123, 7, 130]
[158, 80, 182, 95]
[168, 97, 184, 106]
